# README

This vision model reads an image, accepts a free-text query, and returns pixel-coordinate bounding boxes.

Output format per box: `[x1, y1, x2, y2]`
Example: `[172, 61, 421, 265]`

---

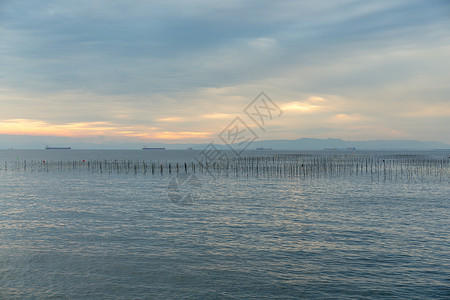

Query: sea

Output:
[0, 149, 449, 299]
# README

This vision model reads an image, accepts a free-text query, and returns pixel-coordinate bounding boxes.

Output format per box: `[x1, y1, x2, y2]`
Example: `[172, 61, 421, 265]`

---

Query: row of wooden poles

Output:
[2, 154, 449, 182]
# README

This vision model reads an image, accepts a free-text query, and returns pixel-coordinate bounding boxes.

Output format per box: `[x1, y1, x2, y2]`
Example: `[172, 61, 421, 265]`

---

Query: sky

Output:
[1, 0, 449, 147]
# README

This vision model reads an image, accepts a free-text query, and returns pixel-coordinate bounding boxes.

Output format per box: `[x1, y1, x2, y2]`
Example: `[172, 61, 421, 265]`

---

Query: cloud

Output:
[201, 113, 234, 119]
[280, 96, 328, 113]
[1, 0, 449, 144]
[0, 118, 211, 141]
[330, 113, 370, 123]
[156, 117, 185, 122]
[248, 37, 277, 49]
[281, 102, 319, 113]
[398, 102, 450, 118]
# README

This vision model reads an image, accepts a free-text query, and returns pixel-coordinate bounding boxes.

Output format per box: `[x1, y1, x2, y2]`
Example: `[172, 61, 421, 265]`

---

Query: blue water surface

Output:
[0, 150, 449, 299]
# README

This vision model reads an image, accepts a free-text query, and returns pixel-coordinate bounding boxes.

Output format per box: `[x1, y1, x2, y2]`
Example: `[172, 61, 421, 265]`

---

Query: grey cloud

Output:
[3, 0, 448, 95]
[1, 0, 449, 143]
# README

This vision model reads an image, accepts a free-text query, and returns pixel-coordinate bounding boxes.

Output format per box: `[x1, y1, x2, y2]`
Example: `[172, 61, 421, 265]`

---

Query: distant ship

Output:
[45, 145, 71, 150]
[142, 147, 165, 150]
[256, 147, 272, 150]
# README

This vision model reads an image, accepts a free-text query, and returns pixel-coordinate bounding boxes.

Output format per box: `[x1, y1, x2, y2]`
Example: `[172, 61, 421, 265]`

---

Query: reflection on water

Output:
[0, 150, 449, 298]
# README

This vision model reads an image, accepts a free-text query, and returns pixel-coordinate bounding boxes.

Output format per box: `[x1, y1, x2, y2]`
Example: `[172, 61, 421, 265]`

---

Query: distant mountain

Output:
[248, 138, 450, 150]
[0, 134, 449, 150]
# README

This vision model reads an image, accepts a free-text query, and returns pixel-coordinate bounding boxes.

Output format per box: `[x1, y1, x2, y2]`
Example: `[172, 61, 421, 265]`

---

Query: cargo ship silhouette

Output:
[45, 145, 71, 150]
[142, 147, 165, 150]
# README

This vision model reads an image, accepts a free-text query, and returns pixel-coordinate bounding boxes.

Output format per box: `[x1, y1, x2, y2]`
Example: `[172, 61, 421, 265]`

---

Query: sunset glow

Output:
[0, 119, 211, 141]
[1, 0, 449, 148]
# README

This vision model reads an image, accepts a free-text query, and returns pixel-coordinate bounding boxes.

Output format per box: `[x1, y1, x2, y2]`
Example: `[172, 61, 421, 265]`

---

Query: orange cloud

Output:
[280, 96, 327, 113]
[0, 119, 211, 141]
[154, 131, 211, 139]
[281, 102, 319, 112]
[201, 113, 233, 119]
[156, 117, 185, 122]
[331, 113, 368, 123]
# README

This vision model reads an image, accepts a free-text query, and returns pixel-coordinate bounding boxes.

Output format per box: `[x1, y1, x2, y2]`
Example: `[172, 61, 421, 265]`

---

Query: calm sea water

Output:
[0, 150, 449, 299]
